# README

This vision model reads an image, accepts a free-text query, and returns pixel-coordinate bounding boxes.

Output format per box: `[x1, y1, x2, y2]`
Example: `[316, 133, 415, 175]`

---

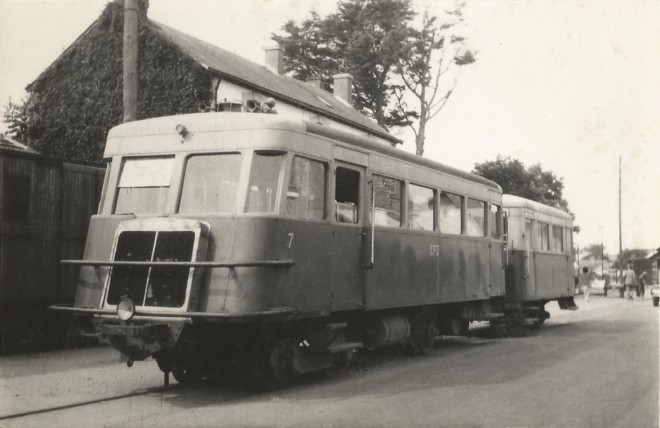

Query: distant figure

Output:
[603, 273, 610, 297]
[580, 267, 594, 302]
[623, 264, 637, 301]
[638, 272, 647, 298]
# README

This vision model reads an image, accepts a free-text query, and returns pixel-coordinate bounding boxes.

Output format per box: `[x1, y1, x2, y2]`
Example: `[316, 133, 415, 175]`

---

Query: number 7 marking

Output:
[288, 232, 294, 248]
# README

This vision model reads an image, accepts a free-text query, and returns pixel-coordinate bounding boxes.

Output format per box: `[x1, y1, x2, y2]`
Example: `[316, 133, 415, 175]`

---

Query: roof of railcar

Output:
[107, 113, 501, 191]
[502, 194, 572, 221]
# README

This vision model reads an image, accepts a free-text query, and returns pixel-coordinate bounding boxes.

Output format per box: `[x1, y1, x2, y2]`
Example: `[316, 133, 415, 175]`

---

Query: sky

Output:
[1, 0, 658, 256]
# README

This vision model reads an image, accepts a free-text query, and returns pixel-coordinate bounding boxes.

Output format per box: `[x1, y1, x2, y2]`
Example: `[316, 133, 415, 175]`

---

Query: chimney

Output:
[333, 73, 353, 103]
[264, 45, 284, 75]
[305, 76, 322, 89]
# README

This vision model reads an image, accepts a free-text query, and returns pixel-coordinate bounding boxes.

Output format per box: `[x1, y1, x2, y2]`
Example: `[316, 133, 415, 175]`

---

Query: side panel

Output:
[365, 229, 439, 310]
[438, 236, 490, 302]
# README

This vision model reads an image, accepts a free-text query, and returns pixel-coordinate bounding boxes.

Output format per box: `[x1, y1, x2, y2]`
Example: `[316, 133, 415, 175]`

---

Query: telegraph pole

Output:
[123, 0, 138, 123]
[618, 156, 622, 282]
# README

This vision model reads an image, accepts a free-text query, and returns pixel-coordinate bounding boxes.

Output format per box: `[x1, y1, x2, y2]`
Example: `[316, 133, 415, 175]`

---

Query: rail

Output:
[61, 259, 295, 268]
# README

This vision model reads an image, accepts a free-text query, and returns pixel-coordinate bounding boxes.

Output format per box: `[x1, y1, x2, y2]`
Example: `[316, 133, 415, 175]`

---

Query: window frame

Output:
[285, 154, 328, 221]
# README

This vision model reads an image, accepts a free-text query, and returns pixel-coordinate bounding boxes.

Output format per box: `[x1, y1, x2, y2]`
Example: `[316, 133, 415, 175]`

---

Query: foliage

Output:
[394, 5, 475, 156]
[581, 244, 609, 262]
[272, 0, 417, 129]
[2, 98, 28, 143]
[21, 0, 212, 163]
[472, 155, 570, 212]
[612, 249, 649, 269]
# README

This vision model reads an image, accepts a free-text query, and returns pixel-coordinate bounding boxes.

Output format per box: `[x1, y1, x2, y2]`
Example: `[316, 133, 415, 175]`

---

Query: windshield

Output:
[114, 157, 174, 214]
[179, 153, 242, 214]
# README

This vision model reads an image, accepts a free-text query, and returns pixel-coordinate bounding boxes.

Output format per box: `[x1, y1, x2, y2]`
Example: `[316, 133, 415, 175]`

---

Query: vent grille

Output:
[107, 231, 196, 308]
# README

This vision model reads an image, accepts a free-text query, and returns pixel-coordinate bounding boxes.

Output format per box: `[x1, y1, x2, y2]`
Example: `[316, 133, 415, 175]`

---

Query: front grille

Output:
[107, 231, 196, 308]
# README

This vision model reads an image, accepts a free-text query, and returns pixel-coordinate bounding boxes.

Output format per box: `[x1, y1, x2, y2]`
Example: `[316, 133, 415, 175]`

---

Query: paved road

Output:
[1, 295, 658, 427]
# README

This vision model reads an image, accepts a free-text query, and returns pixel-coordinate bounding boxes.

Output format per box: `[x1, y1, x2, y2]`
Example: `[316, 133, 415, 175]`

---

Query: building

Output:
[25, 0, 398, 163]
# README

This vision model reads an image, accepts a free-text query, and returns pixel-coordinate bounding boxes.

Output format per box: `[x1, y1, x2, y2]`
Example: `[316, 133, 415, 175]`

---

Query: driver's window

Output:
[335, 167, 360, 224]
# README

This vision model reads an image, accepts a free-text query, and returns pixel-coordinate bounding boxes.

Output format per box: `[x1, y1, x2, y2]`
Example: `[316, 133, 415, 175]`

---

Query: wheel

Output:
[248, 338, 298, 392]
[653, 298, 659, 307]
[530, 318, 545, 330]
[409, 319, 437, 355]
[172, 363, 203, 384]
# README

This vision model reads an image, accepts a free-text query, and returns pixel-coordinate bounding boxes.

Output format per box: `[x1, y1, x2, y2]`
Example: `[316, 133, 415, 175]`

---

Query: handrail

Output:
[49, 304, 296, 320]
[61, 259, 295, 268]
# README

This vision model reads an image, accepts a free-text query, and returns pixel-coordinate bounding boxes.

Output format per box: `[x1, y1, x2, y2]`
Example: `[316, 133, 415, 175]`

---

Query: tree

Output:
[395, 5, 475, 156]
[2, 98, 29, 143]
[13, 1, 212, 162]
[581, 244, 609, 262]
[472, 155, 570, 212]
[272, 0, 417, 129]
[613, 249, 649, 269]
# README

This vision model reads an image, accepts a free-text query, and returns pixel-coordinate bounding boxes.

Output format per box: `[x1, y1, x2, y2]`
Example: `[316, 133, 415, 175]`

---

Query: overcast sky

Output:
[1, 0, 658, 256]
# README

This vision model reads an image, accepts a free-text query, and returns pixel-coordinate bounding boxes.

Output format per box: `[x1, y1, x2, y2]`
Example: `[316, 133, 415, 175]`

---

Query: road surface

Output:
[1, 294, 657, 427]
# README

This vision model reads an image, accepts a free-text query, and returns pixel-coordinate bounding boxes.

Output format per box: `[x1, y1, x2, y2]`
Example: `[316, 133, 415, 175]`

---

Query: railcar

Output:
[52, 111, 575, 389]
[499, 194, 578, 331]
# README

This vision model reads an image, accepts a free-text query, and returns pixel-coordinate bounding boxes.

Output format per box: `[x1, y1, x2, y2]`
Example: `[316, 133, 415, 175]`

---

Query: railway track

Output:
[0, 383, 180, 422]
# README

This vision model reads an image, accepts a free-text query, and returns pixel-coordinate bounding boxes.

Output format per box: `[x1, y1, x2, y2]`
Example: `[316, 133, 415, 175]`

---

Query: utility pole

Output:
[123, 0, 138, 123]
[618, 156, 622, 283]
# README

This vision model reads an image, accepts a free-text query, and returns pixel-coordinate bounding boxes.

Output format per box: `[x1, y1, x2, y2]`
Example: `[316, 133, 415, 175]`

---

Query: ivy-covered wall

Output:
[25, 0, 213, 163]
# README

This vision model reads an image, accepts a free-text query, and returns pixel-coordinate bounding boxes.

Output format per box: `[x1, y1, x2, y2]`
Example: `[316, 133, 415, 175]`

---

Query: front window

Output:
[115, 157, 174, 214]
[179, 153, 242, 214]
[286, 156, 326, 220]
[246, 151, 284, 213]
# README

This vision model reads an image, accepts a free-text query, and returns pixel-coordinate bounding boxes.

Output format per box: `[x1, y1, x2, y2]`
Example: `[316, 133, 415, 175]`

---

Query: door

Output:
[331, 161, 366, 312]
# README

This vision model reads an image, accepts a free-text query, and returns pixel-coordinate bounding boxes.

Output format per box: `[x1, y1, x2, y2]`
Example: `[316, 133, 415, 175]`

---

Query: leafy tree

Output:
[581, 244, 609, 262]
[272, 0, 417, 129]
[15, 0, 212, 163]
[394, 5, 475, 156]
[613, 249, 649, 269]
[2, 98, 29, 143]
[472, 155, 570, 212]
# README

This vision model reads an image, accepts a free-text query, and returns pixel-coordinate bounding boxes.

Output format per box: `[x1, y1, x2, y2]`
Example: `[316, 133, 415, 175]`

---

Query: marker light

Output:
[117, 297, 136, 321]
[175, 124, 188, 137]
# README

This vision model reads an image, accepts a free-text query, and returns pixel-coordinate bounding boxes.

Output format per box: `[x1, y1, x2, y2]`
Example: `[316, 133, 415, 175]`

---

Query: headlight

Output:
[117, 297, 136, 321]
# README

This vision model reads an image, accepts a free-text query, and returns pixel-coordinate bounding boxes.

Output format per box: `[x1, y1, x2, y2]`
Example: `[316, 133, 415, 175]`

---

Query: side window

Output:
[552, 225, 564, 252]
[335, 167, 360, 223]
[286, 156, 326, 220]
[408, 184, 435, 231]
[373, 175, 402, 227]
[541, 223, 550, 251]
[524, 219, 533, 250]
[489, 204, 501, 239]
[3, 174, 30, 223]
[466, 198, 486, 237]
[534, 221, 543, 251]
[439, 191, 462, 235]
[246, 151, 284, 213]
[566, 227, 573, 253]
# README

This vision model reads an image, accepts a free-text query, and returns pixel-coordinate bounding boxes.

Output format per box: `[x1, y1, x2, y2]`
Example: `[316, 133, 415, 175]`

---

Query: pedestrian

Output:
[623, 264, 637, 301]
[603, 273, 610, 297]
[580, 267, 593, 302]
[638, 271, 647, 298]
